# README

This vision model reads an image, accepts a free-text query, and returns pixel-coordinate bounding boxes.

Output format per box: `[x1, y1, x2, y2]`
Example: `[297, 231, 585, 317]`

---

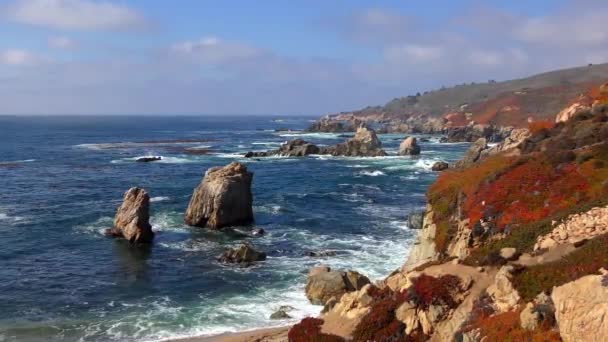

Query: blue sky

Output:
[0, 0, 606, 115]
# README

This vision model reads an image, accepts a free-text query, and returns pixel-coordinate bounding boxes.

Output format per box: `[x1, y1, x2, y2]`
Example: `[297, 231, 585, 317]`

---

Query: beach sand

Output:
[172, 327, 290, 342]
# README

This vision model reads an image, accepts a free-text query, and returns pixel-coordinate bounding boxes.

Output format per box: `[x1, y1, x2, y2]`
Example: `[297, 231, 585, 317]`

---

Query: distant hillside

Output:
[329, 63, 608, 128]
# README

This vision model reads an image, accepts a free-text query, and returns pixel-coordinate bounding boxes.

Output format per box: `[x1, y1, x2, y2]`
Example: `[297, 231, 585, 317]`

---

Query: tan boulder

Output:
[552, 274, 608, 342]
[555, 103, 590, 123]
[487, 265, 521, 312]
[398, 136, 421, 156]
[106, 187, 154, 243]
[305, 270, 370, 305]
[185, 162, 254, 229]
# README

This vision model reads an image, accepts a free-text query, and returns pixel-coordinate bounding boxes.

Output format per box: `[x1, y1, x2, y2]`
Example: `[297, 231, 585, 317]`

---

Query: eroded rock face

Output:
[555, 103, 590, 123]
[305, 269, 370, 305]
[407, 211, 424, 230]
[455, 138, 488, 168]
[185, 162, 254, 229]
[398, 137, 421, 156]
[217, 244, 266, 265]
[321, 127, 387, 157]
[487, 265, 521, 312]
[106, 187, 154, 243]
[552, 274, 608, 342]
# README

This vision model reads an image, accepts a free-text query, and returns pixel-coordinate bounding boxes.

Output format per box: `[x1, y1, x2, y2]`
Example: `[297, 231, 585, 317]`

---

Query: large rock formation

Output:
[305, 268, 370, 305]
[455, 138, 488, 168]
[552, 274, 608, 342]
[184, 162, 254, 229]
[321, 127, 387, 157]
[398, 137, 421, 155]
[245, 139, 320, 158]
[105, 187, 154, 243]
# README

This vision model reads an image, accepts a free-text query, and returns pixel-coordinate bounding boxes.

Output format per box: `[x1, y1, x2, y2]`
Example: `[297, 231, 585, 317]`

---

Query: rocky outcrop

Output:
[555, 103, 590, 123]
[455, 138, 488, 168]
[105, 187, 154, 243]
[245, 139, 320, 158]
[398, 137, 421, 155]
[407, 211, 424, 230]
[307, 117, 361, 132]
[519, 293, 555, 331]
[487, 265, 521, 313]
[445, 124, 510, 143]
[431, 161, 449, 171]
[320, 127, 387, 157]
[481, 128, 530, 158]
[404, 205, 440, 270]
[305, 268, 370, 305]
[534, 205, 608, 251]
[217, 244, 266, 265]
[552, 273, 608, 342]
[184, 162, 254, 229]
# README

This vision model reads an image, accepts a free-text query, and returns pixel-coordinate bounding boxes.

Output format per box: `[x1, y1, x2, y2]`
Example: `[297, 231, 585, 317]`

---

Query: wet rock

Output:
[105, 187, 154, 243]
[304, 250, 337, 257]
[431, 161, 449, 171]
[398, 137, 421, 155]
[136, 156, 162, 162]
[217, 244, 266, 265]
[185, 162, 254, 229]
[251, 228, 265, 236]
[270, 306, 294, 320]
[245, 139, 320, 158]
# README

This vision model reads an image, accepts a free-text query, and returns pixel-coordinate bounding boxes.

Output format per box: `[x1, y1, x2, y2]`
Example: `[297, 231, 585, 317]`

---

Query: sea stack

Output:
[185, 162, 254, 229]
[398, 136, 421, 155]
[106, 187, 154, 243]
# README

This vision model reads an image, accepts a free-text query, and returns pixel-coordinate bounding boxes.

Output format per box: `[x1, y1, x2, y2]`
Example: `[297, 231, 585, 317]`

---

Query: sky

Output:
[0, 0, 607, 115]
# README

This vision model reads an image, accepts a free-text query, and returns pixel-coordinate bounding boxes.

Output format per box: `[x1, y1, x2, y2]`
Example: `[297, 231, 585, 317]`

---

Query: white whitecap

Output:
[359, 170, 386, 177]
[150, 196, 170, 203]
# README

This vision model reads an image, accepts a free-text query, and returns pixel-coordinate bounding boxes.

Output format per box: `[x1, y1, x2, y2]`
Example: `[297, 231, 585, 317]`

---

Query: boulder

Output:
[407, 211, 424, 230]
[487, 265, 521, 312]
[308, 265, 331, 277]
[320, 127, 387, 157]
[244, 139, 320, 158]
[184, 162, 254, 229]
[105, 187, 154, 243]
[136, 156, 162, 162]
[304, 250, 337, 257]
[455, 138, 488, 168]
[499, 247, 518, 261]
[398, 137, 421, 156]
[305, 269, 370, 305]
[552, 274, 608, 342]
[270, 306, 294, 320]
[217, 244, 266, 265]
[431, 161, 449, 171]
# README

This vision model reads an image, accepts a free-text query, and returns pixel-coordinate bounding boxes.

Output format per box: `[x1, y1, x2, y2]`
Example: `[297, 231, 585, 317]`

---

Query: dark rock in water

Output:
[217, 244, 266, 265]
[185, 162, 254, 229]
[105, 187, 154, 243]
[320, 127, 387, 157]
[455, 138, 488, 168]
[270, 305, 294, 320]
[431, 161, 449, 171]
[305, 269, 370, 305]
[439, 137, 449, 143]
[420, 137, 431, 142]
[305, 250, 337, 257]
[407, 211, 424, 230]
[251, 228, 265, 236]
[445, 124, 512, 143]
[398, 137, 421, 156]
[136, 156, 162, 162]
[245, 139, 319, 158]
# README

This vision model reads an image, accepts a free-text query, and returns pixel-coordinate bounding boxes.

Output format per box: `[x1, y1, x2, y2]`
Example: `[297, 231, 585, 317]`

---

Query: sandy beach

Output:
[172, 327, 290, 342]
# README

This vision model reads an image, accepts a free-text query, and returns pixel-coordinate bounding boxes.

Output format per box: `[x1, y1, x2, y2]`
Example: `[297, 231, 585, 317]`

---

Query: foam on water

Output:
[277, 132, 343, 139]
[111, 156, 196, 164]
[358, 170, 386, 177]
[150, 196, 170, 203]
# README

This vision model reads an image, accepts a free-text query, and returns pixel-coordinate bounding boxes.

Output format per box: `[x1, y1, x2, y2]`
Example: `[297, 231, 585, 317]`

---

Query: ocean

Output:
[0, 116, 468, 341]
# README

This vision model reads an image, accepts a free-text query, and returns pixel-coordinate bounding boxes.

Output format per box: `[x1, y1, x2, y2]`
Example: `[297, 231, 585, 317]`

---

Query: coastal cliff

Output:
[287, 82, 608, 341]
[307, 63, 608, 142]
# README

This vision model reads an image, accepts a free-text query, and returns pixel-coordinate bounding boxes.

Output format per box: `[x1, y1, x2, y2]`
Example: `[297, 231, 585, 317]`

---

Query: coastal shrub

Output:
[528, 120, 554, 134]
[462, 310, 561, 342]
[512, 233, 608, 302]
[288, 317, 345, 342]
[409, 274, 461, 310]
[352, 287, 407, 341]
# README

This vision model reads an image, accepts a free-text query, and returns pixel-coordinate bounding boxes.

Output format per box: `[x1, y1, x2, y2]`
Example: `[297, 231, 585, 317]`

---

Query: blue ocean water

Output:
[0, 116, 468, 341]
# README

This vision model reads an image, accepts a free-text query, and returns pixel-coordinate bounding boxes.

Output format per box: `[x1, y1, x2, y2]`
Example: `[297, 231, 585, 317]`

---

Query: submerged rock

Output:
[431, 161, 449, 171]
[136, 156, 162, 162]
[184, 162, 254, 229]
[270, 305, 294, 320]
[304, 250, 338, 257]
[398, 137, 421, 155]
[305, 268, 370, 305]
[217, 244, 266, 265]
[105, 187, 154, 243]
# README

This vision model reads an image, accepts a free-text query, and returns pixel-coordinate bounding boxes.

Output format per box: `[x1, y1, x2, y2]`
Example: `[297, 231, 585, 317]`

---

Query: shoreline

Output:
[168, 326, 290, 342]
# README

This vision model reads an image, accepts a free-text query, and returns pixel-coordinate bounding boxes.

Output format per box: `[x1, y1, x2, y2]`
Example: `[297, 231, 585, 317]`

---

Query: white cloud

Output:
[385, 44, 444, 63]
[1, 0, 148, 31]
[170, 37, 264, 65]
[47, 36, 77, 49]
[0, 49, 41, 66]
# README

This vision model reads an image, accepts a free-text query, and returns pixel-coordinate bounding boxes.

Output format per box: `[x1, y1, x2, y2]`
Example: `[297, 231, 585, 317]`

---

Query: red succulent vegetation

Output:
[288, 317, 344, 342]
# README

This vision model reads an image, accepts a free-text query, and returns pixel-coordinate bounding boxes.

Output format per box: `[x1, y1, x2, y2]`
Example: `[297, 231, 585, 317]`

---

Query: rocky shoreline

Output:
[178, 82, 608, 341]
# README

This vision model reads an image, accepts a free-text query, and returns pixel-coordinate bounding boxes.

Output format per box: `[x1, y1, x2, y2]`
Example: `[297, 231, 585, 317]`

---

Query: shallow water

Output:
[0, 116, 467, 341]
